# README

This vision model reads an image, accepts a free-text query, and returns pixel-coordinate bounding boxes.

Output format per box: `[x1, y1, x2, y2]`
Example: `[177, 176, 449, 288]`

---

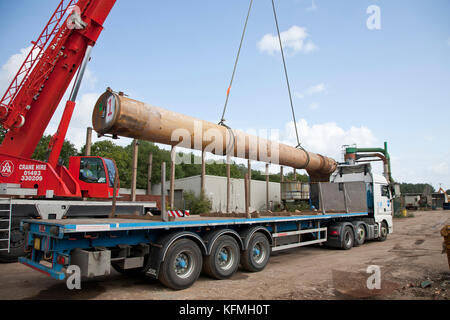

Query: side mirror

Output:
[391, 183, 401, 198]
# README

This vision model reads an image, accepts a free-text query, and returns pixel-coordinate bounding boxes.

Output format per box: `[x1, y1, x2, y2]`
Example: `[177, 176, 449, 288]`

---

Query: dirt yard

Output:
[0, 210, 448, 300]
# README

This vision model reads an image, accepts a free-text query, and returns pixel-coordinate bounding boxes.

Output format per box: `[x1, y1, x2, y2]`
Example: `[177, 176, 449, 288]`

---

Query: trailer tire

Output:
[241, 232, 270, 273]
[341, 226, 354, 250]
[203, 235, 240, 280]
[159, 239, 203, 290]
[0, 220, 26, 263]
[379, 221, 388, 242]
[354, 223, 366, 246]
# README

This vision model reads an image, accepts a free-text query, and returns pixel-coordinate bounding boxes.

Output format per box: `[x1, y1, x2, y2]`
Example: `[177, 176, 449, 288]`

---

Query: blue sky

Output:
[0, 0, 449, 189]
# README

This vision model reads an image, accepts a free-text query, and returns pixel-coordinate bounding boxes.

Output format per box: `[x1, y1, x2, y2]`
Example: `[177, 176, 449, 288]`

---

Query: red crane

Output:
[0, 0, 117, 198]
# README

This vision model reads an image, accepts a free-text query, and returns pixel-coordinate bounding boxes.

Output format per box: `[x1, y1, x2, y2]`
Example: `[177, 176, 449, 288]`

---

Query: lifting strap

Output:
[219, 0, 310, 169]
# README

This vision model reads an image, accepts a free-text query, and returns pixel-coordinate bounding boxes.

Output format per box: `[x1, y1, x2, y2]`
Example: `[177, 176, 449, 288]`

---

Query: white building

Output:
[152, 175, 281, 213]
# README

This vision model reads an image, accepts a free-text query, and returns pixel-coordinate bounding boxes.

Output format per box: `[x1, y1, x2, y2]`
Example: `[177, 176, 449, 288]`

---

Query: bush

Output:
[184, 191, 212, 215]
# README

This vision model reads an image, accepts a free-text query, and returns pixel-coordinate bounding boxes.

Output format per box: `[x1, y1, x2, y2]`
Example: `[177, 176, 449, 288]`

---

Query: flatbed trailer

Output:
[0, 197, 158, 262]
[18, 211, 384, 290]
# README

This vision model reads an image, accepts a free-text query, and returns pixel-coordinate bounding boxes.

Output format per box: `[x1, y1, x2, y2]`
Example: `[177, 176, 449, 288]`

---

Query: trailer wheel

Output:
[379, 221, 388, 242]
[203, 235, 240, 280]
[159, 239, 203, 290]
[354, 224, 366, 246]
[0, 220, 26, 263]
[241, 232, 270, 272]
[341, 226, 354, 250]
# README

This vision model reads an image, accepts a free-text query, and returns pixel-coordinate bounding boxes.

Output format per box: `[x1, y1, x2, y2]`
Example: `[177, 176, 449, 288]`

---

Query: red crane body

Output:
[0, 0, 117, 198]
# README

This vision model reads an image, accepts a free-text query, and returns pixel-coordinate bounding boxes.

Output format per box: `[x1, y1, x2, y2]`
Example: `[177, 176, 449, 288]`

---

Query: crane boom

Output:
[0, 0, 115, 160]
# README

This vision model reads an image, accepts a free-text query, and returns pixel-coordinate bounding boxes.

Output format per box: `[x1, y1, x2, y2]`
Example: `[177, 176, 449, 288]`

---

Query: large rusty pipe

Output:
[92, 89, 337, 181]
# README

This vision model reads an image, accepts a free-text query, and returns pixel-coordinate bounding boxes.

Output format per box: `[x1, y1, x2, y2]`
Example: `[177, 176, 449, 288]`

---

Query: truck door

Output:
[374, 183, 392, 216]
[76, 157, 117, 198]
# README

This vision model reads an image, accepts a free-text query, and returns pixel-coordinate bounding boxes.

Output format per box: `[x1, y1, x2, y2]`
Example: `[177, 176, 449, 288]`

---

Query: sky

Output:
[0, 0, 449, 189]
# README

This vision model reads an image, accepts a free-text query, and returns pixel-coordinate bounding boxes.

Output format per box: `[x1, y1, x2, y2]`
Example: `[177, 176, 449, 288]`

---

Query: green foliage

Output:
[183, 191, 212, 215]
[88, 140, 133, 188]
[277, 201, 310, 212]
[399, 183, 435, 194]
[32, 135, 77, 165]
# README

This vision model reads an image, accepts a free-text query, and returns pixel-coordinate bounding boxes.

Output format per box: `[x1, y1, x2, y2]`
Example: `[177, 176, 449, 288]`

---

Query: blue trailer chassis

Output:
[19, 212, 368, 282]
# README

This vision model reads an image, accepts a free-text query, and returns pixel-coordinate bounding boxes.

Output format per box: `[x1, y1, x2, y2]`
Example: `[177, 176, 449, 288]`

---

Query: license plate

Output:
[34, 238, 41, 250]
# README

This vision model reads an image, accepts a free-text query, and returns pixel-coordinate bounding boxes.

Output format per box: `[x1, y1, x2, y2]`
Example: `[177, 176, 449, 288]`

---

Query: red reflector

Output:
[330, 230, 339, 236]
[57, 256, 67, 265]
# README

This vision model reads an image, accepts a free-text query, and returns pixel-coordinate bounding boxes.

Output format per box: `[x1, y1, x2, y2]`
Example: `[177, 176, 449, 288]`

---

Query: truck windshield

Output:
[103, 158, 117, 188]
[79, 158, 106, 184]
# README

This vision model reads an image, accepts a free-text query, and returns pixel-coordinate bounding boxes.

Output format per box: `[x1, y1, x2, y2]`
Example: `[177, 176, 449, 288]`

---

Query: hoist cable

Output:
[271, 0, 310, 169]
[219, 0, 253, 125]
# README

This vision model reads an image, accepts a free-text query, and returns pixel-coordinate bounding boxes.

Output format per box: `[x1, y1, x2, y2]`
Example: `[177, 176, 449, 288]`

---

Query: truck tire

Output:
[379, 221, 388, 242]
[241, 232, 270, 272]
[354, 223, 366, 246]
[203, 235, 240, 280]
[159, 239, 203, 290]
[341, 226, 354, 250]
[0, 220, 26, 263]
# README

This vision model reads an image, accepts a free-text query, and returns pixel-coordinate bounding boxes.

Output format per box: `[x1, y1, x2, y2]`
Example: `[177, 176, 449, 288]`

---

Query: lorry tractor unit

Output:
[0, 0, 399, 290]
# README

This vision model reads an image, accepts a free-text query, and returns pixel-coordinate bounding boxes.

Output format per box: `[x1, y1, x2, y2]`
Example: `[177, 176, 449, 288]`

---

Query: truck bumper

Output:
[18, 257, 66, 281]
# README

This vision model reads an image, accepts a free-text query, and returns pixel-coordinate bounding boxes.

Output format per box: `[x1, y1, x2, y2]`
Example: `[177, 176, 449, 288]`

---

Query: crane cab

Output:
[68, 156, 119, 199]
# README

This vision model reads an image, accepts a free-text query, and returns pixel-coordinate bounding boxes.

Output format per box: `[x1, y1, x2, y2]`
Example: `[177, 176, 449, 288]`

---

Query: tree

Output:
[89, 140, 132, 188]
[399, 183, 435, 194]
[32, 135, 78, 166]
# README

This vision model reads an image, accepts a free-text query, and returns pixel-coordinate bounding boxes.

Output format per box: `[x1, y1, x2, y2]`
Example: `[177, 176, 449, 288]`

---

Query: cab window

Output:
[381, 185, 390, 198]
[103, 158, 117, 188]
[79, 158, 107, 184]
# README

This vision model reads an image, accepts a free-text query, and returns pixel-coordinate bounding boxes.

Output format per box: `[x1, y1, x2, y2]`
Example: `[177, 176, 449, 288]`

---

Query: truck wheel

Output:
[241, 232, 270, 272]
[0, 221, 26, 263]
[354, 224, 366, 246]
[159, 239, 203, 290]
[379, 221, 388, 242]
[341, 226, 354, 250]
[203, 235, 240, 280]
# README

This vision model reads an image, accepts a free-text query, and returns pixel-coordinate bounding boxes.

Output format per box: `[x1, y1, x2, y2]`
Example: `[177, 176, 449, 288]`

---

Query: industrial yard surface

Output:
[0, 210, 448, 300]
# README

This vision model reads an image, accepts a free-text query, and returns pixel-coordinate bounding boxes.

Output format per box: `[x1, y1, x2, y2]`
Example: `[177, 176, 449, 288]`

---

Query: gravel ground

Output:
[0, 210, 448, 300]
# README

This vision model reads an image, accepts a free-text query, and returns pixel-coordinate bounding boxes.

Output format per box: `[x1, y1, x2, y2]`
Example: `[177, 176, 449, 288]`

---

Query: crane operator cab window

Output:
[79, 158, 107, 184]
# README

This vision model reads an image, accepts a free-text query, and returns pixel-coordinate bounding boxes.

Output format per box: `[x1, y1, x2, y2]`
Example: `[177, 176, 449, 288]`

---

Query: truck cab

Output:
[330, 163, 393, 234]
[68, 156, 119, 199]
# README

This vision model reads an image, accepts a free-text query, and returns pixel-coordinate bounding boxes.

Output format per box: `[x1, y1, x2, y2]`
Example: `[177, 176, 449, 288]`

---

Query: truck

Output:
[18, 161, 395, 290]
[0, 0, 159, 262]
[1, 0, 398, 290]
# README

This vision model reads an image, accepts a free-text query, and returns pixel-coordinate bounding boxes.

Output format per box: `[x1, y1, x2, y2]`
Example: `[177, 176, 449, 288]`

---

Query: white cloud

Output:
[0, 46, 105, 150]
[295, 83, 327, 99]
[282, 119, 378, 162]
[258, 25, 317, 56]
[0, 46, 34, 95]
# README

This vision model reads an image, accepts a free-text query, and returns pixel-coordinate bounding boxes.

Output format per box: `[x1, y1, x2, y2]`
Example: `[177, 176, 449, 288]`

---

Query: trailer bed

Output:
[25, 212, 368, 235]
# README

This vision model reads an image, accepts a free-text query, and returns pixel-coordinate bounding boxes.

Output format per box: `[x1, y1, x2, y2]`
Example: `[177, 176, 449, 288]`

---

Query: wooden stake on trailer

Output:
[147, 152, 153, 195]
[170, 146, 176, 210]
[226, 155, 231, 214]
[85, 127, 92, 156]
[161, 162, 168, 222]
[245, 173, 250, 219]
[266, 163, 270, 212]
[131, 139, 139, 202]
[201, 150, 206, 197]
[110, 170, 119, 219]
[248, 159, 251, 210]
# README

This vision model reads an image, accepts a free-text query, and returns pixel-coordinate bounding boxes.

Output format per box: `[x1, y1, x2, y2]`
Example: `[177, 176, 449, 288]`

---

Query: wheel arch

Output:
[160, 231, 207, 262]
[203, 228, 244, 255]
[239, 226, 273, 250]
